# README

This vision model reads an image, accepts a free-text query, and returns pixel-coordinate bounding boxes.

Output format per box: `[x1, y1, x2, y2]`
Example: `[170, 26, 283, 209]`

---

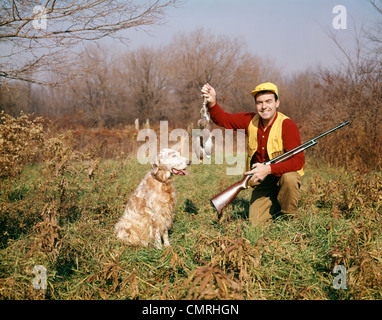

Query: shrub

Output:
[0, 111, 45, 178]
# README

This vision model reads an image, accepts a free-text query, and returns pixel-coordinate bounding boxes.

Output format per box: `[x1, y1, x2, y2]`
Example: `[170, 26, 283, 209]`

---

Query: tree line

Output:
[1, 28, 282, 128]
[1, 2, 381, 170]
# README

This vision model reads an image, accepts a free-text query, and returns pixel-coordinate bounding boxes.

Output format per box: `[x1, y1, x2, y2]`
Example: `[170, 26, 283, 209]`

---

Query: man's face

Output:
[255, 92, 280, 122]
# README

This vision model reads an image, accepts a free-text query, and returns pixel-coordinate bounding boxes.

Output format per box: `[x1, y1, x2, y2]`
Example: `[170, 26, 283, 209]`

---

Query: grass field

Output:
[0, 151, 381, 300]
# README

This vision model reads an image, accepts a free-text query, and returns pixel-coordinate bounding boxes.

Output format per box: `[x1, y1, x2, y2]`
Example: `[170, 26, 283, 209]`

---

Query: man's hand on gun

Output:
[244, 163, 271, 183]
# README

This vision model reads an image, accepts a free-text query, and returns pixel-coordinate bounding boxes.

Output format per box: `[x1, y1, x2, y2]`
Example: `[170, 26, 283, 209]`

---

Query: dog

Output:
[115, 148, 190, 249]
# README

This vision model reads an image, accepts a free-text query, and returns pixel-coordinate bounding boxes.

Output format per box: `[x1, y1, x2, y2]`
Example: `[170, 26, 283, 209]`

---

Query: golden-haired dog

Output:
[115, 148, 190, 248]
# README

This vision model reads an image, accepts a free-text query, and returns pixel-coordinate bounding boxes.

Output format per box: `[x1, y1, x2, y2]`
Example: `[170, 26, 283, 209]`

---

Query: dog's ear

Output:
[151, 162, 159, 176]
[153, 166, 171, 182]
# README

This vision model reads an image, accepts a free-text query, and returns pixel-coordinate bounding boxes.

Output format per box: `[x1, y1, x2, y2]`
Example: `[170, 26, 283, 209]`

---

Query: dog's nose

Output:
[187, 160, 191, 165]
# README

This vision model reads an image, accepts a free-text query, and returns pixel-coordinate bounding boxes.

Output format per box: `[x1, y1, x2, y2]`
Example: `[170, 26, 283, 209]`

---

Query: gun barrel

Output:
[311, 120, 350, 141]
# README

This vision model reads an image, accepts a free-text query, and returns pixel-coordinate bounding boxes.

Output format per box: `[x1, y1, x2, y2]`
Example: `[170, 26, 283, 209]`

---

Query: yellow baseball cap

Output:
[251, 82, 279, 99]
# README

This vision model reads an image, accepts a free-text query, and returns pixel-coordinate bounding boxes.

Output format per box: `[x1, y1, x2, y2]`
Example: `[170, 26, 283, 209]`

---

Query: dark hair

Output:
[254, 91, 278, 102]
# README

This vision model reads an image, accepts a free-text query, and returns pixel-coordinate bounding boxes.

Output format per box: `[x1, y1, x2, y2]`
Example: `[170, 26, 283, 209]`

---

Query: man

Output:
[201, 82, 304, 226]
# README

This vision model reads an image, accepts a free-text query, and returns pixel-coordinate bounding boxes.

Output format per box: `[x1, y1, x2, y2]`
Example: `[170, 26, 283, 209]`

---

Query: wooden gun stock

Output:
[210, 120, 350, 214]
[211, 174, 252, 215]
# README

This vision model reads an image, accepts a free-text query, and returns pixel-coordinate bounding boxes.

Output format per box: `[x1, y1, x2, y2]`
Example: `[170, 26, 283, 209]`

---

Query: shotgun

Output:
[210, 120, 350, 214]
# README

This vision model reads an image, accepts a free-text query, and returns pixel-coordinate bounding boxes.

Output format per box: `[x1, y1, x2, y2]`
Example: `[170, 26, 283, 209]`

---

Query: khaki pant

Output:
[248, 172, 301, 226]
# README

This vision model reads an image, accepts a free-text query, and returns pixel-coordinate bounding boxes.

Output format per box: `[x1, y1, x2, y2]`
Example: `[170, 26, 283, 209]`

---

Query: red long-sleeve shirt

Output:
[209, 102, 304, 177]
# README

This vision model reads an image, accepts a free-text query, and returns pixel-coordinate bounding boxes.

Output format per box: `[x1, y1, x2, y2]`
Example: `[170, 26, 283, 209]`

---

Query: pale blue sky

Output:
[122, 0, 378, 75]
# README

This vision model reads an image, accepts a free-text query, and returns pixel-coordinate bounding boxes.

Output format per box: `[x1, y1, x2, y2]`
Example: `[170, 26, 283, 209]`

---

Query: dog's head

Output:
[151, 148, 191, 182]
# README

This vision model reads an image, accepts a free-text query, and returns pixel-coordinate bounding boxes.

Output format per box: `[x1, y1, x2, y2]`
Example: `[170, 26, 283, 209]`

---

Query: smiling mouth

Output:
[260, 110, 273, 116]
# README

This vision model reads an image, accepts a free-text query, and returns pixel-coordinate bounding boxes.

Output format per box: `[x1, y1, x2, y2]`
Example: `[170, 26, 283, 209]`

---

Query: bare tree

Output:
[68, 46, 115, 127]
[306, 3, 382, 170]
[280, 70, 318, 128]
[119, 46, 170, 121]
[0, 0, 180, 85]
[168, 28, 281, 120]
[169, 28, 244, 116]
[366, 0, 382, 58]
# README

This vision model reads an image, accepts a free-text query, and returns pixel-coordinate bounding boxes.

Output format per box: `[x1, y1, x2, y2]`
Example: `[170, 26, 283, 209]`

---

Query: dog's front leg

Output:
[154, 228, 162, 249]
[163, 230, 170, 247]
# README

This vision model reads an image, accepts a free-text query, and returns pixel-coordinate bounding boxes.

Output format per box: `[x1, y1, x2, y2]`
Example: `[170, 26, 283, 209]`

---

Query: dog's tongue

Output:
[172, 169, 189, 176]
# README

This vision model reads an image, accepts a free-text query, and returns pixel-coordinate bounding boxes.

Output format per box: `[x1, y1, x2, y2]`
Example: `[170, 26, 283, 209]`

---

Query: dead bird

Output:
[194, 97, 213, 162]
